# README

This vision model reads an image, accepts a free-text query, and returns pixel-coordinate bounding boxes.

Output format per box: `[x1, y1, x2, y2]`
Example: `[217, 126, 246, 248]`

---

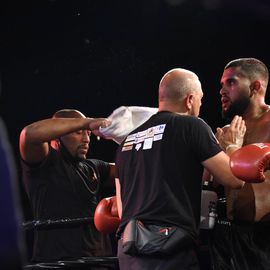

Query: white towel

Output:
[99, 106, 158, 144]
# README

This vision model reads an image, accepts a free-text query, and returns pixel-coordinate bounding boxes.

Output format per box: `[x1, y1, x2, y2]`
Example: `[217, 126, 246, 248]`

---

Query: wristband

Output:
[225, 144, 240, 152]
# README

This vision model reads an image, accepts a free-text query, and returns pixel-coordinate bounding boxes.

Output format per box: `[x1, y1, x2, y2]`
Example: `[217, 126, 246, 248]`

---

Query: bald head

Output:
[158, 68, 203, 114]
[53, 109, 86, 119]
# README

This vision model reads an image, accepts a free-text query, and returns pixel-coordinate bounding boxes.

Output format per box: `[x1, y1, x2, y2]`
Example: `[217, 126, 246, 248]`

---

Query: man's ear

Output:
[51, 139, 60, 150]
[250, 80, 261, 96]
[185, 94, 193, 110]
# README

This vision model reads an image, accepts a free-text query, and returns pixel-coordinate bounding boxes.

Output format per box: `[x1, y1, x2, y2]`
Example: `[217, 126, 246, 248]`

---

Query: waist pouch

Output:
[122, 219, 193, 256]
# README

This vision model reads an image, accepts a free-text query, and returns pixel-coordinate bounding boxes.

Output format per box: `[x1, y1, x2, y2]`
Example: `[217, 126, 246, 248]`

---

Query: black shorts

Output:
[209, 220, 270, 270]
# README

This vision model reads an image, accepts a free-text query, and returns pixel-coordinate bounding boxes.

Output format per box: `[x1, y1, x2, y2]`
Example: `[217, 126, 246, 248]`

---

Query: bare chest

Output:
[244, 121, 270, 145]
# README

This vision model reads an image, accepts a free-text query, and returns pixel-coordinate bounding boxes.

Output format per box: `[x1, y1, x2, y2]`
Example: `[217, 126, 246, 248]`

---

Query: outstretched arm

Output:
[202, 116, 246, 189]
[202, 152, 244, 189]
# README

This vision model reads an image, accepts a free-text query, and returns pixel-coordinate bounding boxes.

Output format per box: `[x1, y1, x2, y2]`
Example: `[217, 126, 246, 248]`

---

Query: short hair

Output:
[225, 58, 269, 84]
[52, 109, 85, 118]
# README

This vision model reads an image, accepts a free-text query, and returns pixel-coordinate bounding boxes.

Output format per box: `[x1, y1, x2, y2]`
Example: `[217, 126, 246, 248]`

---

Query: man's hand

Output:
[88, 118, 111, 131]
[216, 115, 246, 151]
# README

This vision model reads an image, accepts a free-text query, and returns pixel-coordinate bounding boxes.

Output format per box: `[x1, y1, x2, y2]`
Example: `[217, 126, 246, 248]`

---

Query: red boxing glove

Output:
[94, 196, 120, 233]
[230, 143, 270, 183]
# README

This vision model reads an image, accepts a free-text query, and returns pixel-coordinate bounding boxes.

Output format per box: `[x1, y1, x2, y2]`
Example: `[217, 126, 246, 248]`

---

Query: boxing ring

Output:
[21, 192, 220, 270]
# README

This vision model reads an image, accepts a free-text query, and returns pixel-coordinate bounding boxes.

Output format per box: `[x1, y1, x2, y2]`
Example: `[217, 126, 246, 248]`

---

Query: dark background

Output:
[1, 0, 270, 221]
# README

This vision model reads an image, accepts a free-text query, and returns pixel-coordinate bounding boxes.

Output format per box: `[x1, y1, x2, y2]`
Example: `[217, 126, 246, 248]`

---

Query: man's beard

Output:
[221, 95, 250, 122]
[59, 139, 86, 162]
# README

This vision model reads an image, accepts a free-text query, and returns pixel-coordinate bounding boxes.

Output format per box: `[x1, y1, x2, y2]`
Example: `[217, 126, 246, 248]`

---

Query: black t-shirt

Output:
[115, 111, 222, 241]
[21, 146, 113, 262]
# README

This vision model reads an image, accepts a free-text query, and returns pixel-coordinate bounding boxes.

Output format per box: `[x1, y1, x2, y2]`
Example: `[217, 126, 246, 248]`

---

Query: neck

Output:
[242, 102, 269, 122]
[158, 102, 188, 115]
[58, 142, 81, 164]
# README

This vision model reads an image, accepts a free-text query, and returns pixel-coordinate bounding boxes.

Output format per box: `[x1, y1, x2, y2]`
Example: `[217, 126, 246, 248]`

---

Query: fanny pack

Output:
[122, 219, 193, 256]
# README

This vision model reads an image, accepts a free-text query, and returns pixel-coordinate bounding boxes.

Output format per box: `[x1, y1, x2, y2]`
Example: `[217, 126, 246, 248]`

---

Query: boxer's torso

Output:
[226, 110, 270, 222]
